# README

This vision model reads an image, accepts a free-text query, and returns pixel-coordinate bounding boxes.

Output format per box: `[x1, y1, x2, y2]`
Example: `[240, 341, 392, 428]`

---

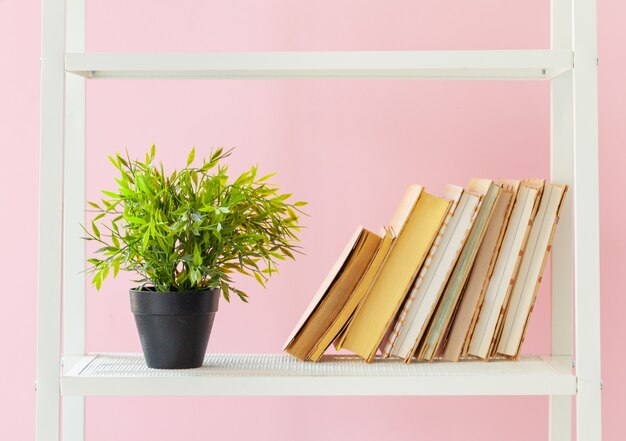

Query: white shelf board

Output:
[61, 353, 576, 397]
[65, 50, 573, 80]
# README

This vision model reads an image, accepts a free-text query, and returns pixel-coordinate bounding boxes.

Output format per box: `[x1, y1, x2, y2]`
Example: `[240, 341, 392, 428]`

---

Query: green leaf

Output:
[190, 268, 200, 285]
[136, 175, 150, 194]
[101, 265, 110, 281]
[93, 272, 102, 290]
[233, 288, 249, 303]
[126, 216, 147, 225]
[187, 147, 196, 166]
[272, 193, 292, 202]
[142, 229, 150, 249]
[258, 172, 278, 182]
[119, 187, 134, 197]
[101, 190, 120, 199]
[221, 283, 231, 302]
[212, 228, 221, 240]
[108, 155, 125, 173]
[254, 272, 266, 288]
[193, 243, 202, 266]
[280, 247, 295, 260]
[91, 221, 101, 239]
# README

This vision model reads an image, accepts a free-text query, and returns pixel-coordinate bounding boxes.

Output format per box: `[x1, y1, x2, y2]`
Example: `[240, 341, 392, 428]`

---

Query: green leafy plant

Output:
[83, 146, 306, 302]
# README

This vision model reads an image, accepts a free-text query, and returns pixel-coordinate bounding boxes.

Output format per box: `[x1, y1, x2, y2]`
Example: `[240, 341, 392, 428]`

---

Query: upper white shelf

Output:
[61, 353, 576, 397]
[65, 50, 573, 80]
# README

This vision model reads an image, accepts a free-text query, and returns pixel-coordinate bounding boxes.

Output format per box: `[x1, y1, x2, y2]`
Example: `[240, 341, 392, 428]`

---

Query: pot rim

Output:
[129, 286, 220, 295]
[129, 286, 220, 316]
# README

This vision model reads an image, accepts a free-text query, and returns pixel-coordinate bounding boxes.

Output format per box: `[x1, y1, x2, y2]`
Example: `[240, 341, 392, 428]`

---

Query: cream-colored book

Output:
[385, 187, 478, 361]
[496, 183, 568, 358]
[467, 181, 543, 360]
[488, 179, 545, 357]
[441, 179, 519, 362]
[417, 181, 501, 362]
[338, 188, 451, 362]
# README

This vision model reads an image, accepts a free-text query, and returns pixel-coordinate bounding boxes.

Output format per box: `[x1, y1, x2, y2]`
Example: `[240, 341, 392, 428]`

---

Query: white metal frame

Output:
[35, 0, 602, 439]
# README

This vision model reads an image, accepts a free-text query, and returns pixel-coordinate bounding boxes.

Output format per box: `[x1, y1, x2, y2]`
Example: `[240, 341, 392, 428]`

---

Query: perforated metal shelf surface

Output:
[61, 353, 576, 397]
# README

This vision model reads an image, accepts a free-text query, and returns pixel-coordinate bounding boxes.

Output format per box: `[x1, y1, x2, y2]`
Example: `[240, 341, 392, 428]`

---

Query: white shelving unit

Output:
[36, 0, 602, 440]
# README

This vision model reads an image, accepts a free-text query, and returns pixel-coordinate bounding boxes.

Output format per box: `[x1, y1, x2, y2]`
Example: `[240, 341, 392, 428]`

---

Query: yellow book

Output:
[283, 226, 381, 360]
[338, 189, 451, 362]
[334, 185, 424, 350]
[308, 227, 395, 361]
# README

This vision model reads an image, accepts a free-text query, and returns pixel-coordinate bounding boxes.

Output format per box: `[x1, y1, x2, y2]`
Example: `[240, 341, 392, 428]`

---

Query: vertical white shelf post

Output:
[36, 0, 65, 440]
[550, 0, 574, 439]
[573, 0, 603, 439]
[62, 0, 87, 440]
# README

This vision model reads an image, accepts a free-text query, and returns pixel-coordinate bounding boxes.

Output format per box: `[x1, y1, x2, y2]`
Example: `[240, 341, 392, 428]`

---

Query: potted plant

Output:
[84, 146, 305, 369]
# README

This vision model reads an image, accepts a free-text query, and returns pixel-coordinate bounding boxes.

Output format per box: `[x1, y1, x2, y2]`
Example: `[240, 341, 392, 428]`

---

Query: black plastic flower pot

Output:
[129, 287, 220, 369]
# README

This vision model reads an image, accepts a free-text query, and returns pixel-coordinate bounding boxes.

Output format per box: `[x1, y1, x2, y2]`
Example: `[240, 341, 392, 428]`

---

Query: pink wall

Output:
[1, 0, 623, 439]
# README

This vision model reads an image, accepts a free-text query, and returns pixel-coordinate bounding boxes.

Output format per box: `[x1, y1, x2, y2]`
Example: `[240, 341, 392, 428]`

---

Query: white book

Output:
[467, 185, 541, 359]
[497, 184, 568, 357]
[389, 189, 480, 360]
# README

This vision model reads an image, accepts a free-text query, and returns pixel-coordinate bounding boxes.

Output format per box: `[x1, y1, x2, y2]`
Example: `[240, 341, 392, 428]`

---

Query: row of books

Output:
[284, 179, 567, 363]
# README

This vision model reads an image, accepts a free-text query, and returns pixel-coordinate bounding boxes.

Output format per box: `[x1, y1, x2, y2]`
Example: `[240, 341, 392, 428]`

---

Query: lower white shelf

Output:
[61, 353, 576, 397]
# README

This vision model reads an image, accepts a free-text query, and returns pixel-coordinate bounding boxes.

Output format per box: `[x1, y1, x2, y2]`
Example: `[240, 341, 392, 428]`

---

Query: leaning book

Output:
[284, 226, 381, 360]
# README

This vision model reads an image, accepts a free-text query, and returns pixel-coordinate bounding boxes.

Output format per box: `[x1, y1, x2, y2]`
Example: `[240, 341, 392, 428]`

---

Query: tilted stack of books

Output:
[284, 179, 567, 363]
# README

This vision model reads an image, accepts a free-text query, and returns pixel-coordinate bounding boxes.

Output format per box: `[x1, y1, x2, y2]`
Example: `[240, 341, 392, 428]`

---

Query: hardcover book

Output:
[284, 226, 381, 360]
[307, 227, 395, 361]
[384, 186, 479, 361]
[467, 180, 544, 360]
[441, 179, 519, 361]
[417, 180, 500, 362]
[338, 187, 451, 362]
